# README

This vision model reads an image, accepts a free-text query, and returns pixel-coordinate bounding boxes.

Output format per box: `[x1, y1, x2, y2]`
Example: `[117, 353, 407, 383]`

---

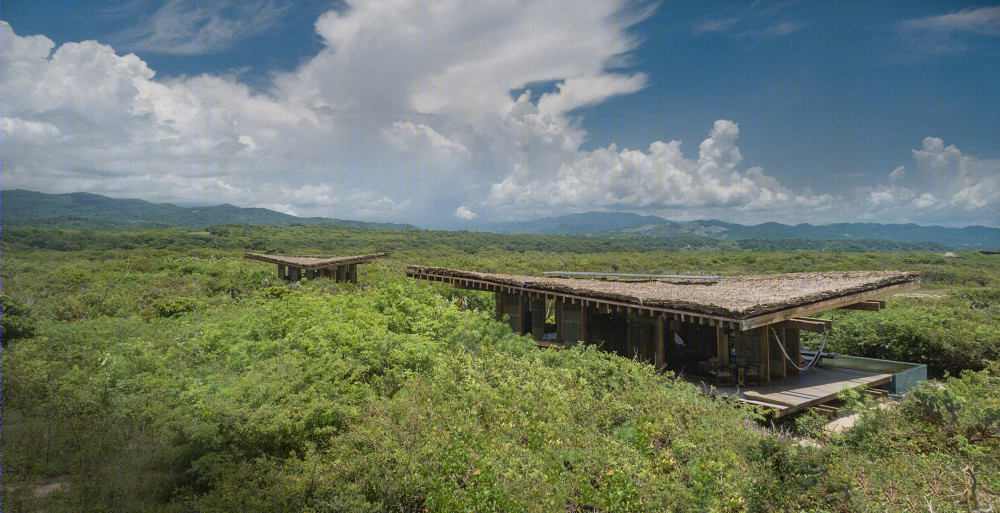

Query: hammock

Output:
[769, 326, 829, 372]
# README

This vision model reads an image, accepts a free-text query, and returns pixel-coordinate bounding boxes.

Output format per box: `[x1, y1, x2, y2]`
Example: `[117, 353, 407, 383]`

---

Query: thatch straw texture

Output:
[245, 252, 387, 269]
[407, 266, 919, 319]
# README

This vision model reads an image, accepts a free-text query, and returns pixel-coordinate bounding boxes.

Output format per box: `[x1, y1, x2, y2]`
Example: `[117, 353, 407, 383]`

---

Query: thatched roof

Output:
[407, 265, 919, 321]
[245, 252, 388, 269]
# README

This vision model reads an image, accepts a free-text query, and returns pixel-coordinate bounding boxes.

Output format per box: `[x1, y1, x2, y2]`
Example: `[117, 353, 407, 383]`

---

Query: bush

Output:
[823, 302, 1000, 375]
[148, 297, 201, 318]
[1, 293, 37, 344]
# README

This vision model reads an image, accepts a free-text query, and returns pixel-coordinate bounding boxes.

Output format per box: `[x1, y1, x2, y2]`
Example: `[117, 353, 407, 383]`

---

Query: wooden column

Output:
[350, 263, 359, 283]
[777, 327, 787, 378]
[277, 264, 287, 281]
[290, 267, 301, 282]
[656, 315, 665, 371]
[580, 302, 588, 343]
[760, 327, 770, 382]
[306, 269, 315, 280]
[717, 327, 729, 365]
[531, 298, 546, 338]
[519, 294, 528, 335]
[337, 265, 348, 283]
[555, 300, 563, 340]
[495, 292, 505, 322]
[787, 328, 800, 376]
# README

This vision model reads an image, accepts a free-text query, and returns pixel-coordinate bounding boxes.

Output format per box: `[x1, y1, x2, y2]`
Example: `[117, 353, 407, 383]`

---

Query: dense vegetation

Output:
[3, 226, 998, 512]
[6, 225, 953, 256]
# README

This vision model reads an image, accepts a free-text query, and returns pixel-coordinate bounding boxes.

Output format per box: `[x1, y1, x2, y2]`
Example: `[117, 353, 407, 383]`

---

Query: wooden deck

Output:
[531, 337, 892, 418]
[691, 366, 892, 418]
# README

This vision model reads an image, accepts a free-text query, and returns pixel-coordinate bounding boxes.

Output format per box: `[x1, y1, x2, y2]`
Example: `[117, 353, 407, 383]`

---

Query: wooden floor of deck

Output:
[690, 366, 893, 418]
[532, 339, 893, 418]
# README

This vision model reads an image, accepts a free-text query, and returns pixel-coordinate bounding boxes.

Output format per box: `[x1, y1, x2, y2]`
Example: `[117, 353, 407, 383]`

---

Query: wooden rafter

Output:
[781, 318, 833, 333]
[837, 300, 886, 311]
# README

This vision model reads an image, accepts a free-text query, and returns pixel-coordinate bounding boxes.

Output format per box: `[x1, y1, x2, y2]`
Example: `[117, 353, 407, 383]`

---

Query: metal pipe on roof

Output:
[542, 271, 722, 279]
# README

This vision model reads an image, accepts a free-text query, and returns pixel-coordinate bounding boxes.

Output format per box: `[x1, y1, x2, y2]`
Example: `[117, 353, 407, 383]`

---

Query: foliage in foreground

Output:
[3, 232, 999, 511]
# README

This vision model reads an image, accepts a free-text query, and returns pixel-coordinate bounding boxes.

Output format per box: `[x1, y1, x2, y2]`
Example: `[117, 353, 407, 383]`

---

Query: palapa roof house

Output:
[245, 252, 388, 283]
[407, 265, 923, 417]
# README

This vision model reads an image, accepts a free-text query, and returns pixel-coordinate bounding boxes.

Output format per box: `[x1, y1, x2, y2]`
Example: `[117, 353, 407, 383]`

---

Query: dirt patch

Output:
[33, 476, 71, 497]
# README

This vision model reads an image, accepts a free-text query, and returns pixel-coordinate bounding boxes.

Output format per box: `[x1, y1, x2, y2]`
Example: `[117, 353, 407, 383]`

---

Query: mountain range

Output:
[3, 189, 417, 231]
[6, 190, 999, 249]
[469, 212, 1000, 249]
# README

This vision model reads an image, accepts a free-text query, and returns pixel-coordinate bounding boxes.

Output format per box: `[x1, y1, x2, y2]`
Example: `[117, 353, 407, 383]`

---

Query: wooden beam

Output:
[741, 281, 918, 330]
[781, 318, 832, 333]
[838, 300, 885, 311]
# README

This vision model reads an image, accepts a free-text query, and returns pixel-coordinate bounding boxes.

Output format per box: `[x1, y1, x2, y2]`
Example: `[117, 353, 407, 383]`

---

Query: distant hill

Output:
[475, 211, 1000, 249]
[7, 190, 996, 249]
[4, 190, 417, 231]
[471, 212, 672, 235]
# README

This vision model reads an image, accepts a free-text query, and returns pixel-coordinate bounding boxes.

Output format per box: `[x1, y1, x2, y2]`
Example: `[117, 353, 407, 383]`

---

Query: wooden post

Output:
[760, 327, 770, 382]
[290, 267, 301, 282]
[335, 265, 346, 283]
[495, 291, 505, 322]
[717, 327, 729, 365]
[580, 302, 588, 343]
[531, 298, 546, 338]
[787, 328, 800, 376]
[348, 263, 358, 284]
[778, 327, 787, 378]
[519, 293, 528, 335]
[277, 264, 286, 281]
[656, 315, 665, 371]
[555, 299, 563, 340]
[306, 269, 315, 280]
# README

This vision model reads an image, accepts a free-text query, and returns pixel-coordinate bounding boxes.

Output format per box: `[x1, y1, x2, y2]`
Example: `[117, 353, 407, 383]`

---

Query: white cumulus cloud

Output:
[454, 206, 478, 220]
[486, 120, 833, 220]
[852, 137, 999, 224]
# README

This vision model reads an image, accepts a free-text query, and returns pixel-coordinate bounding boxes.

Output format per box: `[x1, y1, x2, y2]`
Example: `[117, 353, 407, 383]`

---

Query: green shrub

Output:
[148, 297, 201, 318]
[1, 293, 37, 344]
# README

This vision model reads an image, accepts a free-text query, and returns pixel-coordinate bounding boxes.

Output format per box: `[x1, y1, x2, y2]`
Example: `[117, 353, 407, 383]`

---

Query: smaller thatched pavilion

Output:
[245, 252, 387, 283]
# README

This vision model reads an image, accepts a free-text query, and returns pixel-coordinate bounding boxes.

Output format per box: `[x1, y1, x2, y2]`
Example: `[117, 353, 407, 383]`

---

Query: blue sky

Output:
[4, 1, 998, 227]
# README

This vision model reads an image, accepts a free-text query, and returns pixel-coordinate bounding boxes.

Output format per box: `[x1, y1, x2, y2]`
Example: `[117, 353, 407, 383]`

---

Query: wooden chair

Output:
[732, 358, 762, 387]
[708, 359, 733, 386]
[743, 361, 762, 387]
